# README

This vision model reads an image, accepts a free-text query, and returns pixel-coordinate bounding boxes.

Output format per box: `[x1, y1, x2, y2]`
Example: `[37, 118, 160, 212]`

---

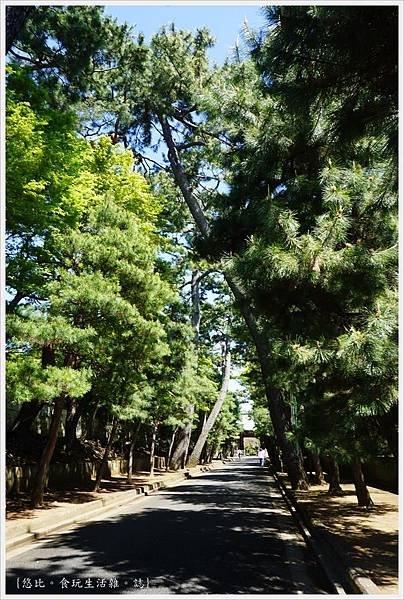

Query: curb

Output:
[271, 468, 381, 595]
[316, 525, 381, 595]
[6, 463, 218, 553]
[271, 469, 347, 595]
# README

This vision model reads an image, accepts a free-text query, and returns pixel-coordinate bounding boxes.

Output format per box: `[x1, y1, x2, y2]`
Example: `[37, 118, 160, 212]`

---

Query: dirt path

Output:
[289, 480, 398, 595]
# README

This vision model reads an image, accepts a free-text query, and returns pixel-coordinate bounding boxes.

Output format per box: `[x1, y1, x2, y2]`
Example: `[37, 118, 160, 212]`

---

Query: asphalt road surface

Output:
[6, 458, 332, 594]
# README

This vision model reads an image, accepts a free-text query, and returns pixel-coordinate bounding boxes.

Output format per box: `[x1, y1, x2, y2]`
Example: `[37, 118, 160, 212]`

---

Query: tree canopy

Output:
[6, 4, 398, 508]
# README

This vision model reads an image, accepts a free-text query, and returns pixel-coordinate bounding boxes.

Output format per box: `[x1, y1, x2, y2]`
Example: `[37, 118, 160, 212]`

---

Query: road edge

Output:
[270, 467, 381, 595]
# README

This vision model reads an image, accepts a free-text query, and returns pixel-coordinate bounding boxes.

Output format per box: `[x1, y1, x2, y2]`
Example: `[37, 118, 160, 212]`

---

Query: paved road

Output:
[6, 459, 331, 594]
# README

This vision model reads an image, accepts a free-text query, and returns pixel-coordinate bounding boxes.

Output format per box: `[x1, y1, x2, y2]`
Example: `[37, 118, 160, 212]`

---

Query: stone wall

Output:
[6, 455, 167, 496]
[6, 462, 94, 495]
[321, 456, 398, 493]
[363, 457, 398, 493]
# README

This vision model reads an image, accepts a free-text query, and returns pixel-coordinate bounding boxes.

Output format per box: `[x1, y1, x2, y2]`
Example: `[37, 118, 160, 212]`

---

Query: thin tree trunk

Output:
[166, 426, 178, 471]
[159, 114, 308, 491]
[149, 424, 158, 477]
[94, 419, 118, 492]
[127, 439, 135, 483]
[352, 460, 374, 508]
[31, 395, 65, 508]
[187, 338, 231, 467]
[311, 451, 325, 485]
[327, 455, 344, 496]
[127, 422, 141, 483]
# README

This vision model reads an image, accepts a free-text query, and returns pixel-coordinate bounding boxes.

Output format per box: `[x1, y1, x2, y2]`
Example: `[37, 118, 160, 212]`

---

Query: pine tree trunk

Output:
[94, 419, 118, 492]
[327, 455, 344, 496]
[149, 424, 158, 477]
[166, 427, 178, 471]
[127, 438, 135, 483]
[127, 422, 141, 483]
[187, 338, 231, 467]
[352, 460, 374, 508]
[31, 395, 65, 508]
[159, 115, 308, 491]
[311, 451, 325, 485]
[170, 413, 194, 470]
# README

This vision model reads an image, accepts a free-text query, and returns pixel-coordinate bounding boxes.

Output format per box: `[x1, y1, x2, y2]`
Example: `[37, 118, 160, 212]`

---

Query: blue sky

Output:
[104, 5, 267, 64]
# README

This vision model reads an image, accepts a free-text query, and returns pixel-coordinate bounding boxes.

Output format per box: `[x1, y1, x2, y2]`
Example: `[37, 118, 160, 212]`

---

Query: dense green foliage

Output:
[6, 5, 397, 505]
[223, 6, 398, 466]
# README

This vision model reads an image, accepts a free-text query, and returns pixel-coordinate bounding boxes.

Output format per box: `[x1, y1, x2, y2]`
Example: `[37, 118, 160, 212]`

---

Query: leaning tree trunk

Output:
[166, 426, 178, 471]
[31, 395, 65, 507]
[352, 460, 374, 508]
[327, 455, 344, 496]
[94, 419, 118, 492]
[187, 338, 231, 467]
[159, 115, 308, 491]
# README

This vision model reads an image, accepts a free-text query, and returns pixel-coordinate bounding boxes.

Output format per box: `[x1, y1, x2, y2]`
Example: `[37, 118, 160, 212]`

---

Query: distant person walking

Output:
[238, 450, 242, 460]
[258, 448, 266, 467]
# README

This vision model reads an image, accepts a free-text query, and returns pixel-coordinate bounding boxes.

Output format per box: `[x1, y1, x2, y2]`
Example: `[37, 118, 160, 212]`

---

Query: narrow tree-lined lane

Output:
[7, 460, 331, 594]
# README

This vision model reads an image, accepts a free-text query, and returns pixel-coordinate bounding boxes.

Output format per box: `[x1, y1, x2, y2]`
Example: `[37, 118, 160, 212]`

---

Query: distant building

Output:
[239, 430, 260, 455]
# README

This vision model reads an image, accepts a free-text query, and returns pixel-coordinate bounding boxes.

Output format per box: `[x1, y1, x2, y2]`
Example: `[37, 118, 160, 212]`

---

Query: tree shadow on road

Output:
[7, 465, 332, 595]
